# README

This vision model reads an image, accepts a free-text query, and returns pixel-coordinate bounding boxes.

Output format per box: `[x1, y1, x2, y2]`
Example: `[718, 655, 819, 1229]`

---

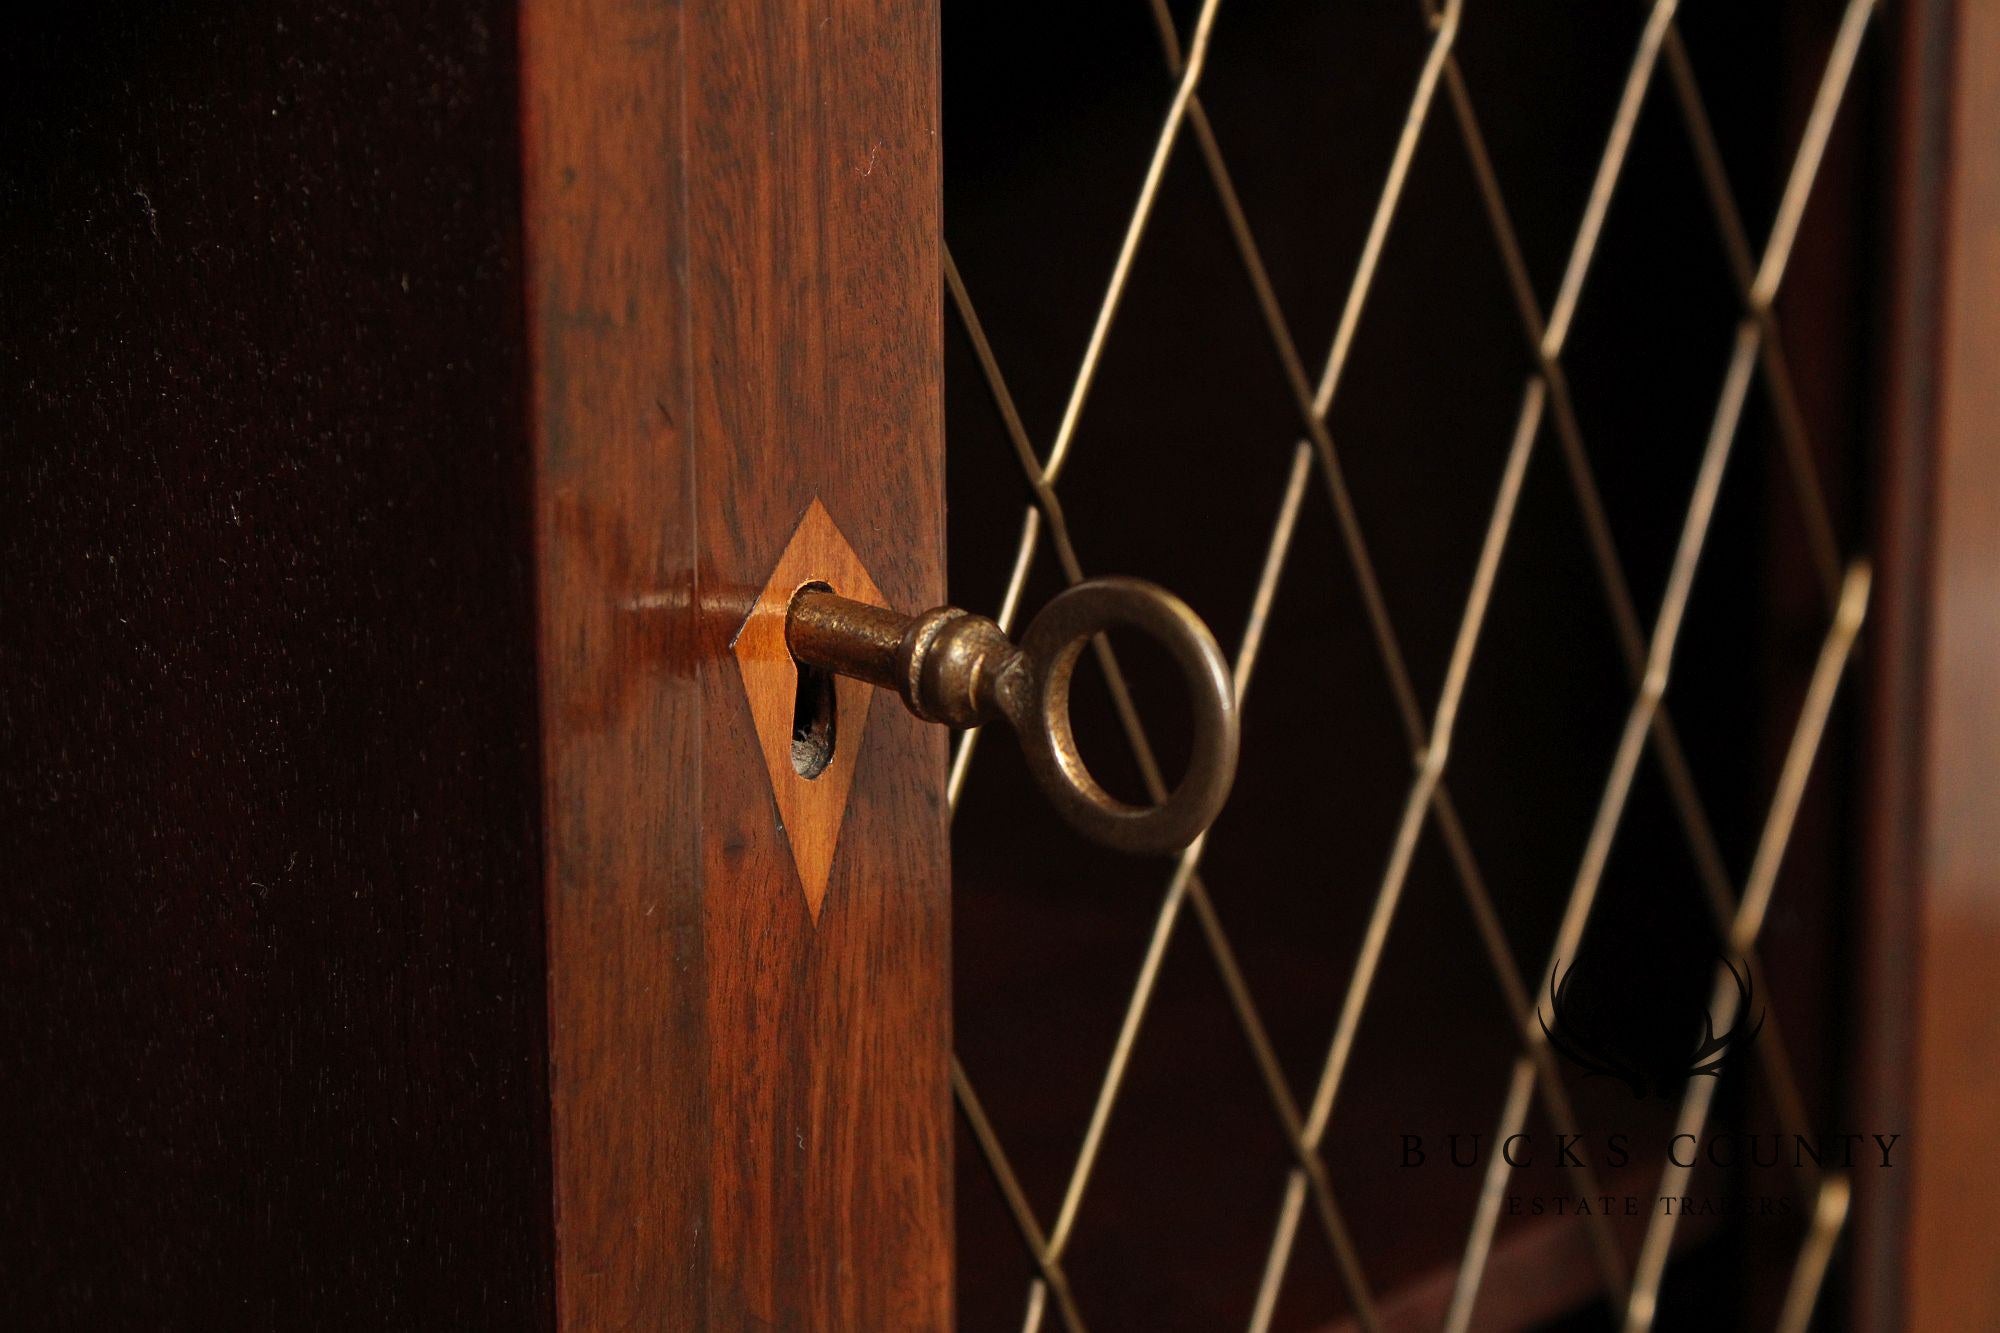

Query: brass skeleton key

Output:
[786, 577, 1238, 854]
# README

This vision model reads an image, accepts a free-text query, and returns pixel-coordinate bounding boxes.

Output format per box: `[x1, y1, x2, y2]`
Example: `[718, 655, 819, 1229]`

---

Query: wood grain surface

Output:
[524, 0, 951, 1326]
[1862, 0, 2000, 1326]
[519, 0, 702, 1327]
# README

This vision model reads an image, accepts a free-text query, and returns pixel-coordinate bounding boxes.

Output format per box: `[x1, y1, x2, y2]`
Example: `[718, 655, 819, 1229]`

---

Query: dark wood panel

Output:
[525, 0, 952, 1325]
[0, 5, 554, 1327]
[519, 0, 702, 1326]
[1863, 0, 2000, 1326]
[687, 1, 951, 1326]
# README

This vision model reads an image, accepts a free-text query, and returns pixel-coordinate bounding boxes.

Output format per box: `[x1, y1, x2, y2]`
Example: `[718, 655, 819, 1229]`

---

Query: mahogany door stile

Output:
[520, 0, 700, 1327]
[523, 1, 951, 1328]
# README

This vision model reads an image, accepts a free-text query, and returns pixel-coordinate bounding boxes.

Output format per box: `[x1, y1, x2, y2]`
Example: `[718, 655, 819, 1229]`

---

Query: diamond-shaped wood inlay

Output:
[731, 500, 886, 922]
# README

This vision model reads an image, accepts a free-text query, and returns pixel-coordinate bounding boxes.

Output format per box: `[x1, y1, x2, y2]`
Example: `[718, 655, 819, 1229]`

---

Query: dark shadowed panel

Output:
[0, 3, 553, 1328]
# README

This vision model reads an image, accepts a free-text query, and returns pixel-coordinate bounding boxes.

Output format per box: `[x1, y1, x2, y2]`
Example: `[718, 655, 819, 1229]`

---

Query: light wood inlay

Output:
[732, 499, 888, 921]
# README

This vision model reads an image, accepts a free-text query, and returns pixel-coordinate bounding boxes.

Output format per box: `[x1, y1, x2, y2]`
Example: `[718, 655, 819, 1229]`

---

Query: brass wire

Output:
[940, 0, 1879, 1326]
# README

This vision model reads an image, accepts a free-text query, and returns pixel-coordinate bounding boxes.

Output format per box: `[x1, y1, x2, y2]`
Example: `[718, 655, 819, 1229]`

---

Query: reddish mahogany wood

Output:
[518, 1, 703, 1328]
[1862, 0, 2000, 1327]
[524, 0, 951, 1327]
[688, 3, 950, 1325]
[0, 5, 554, 1327]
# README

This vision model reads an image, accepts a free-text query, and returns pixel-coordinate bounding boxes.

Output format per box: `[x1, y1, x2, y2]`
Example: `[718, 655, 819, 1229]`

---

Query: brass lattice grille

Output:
[944, 1, 1876, 1328]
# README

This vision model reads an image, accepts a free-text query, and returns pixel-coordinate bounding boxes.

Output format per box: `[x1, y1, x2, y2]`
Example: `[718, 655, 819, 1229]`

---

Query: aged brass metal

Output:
[786, 578, 1238, 854]
[934, 0, 1878, 1322]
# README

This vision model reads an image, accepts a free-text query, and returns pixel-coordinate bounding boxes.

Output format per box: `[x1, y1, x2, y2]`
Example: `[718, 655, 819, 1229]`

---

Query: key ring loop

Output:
[1005, 578, 1238, 854]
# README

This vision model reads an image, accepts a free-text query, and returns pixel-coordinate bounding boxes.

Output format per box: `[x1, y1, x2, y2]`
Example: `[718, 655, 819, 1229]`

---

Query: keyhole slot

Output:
[791, 663, 837, 779]
[790, 583, 839, 779]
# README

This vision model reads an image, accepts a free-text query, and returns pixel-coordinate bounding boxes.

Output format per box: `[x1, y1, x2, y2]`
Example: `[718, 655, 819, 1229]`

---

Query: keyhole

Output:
[791, 661, 837, 779]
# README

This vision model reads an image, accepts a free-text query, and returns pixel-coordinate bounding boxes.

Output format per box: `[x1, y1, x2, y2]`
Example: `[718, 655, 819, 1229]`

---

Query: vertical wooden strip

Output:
[521, 1, 703, 1327]
[687, 1, 950, 1326]
[524, 0, 950, 1326]
[1864, 0, 2000, 1327]
[1899, 0, 2000, 1325]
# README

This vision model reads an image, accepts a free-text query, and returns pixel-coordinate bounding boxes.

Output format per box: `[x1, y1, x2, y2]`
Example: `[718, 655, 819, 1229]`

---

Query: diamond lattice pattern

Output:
[944, 2, 1878, 1329]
